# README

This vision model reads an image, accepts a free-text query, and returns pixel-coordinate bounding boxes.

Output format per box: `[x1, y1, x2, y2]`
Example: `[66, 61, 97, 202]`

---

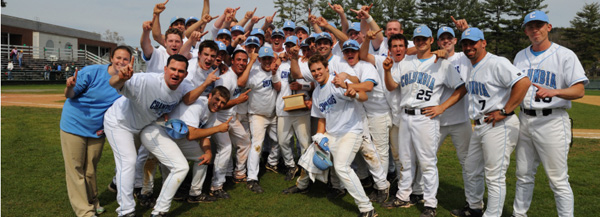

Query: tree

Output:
[102, 30, 125, 45]
[565, 2, 600, 77]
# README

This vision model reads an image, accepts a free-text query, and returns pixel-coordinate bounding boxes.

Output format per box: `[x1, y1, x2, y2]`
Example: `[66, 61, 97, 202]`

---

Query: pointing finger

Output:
[234, 7, 240, 12]
[328, 2, 334, 9]
[367, 3, 373, 10]
[451, 16, 457, 23]
[129, 55, 135, 68]
[350, 9, 360, 14]
[163, 0, 169, 4]
[253, 7, 257, 13]
[243, 89, 251, 95]
[272, 11, 277, 17]
[211, 68, 219, 74]
[226, 116, 233, 123]
[73, 70, 78, 81]
[212, 15, 220, 20]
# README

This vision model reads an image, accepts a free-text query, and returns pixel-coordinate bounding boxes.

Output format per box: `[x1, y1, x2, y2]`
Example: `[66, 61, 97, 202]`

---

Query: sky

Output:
[2, 0, 599, 47]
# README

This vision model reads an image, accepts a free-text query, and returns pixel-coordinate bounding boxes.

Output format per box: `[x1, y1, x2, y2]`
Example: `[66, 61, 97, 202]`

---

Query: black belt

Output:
[475, 119, 483, 125]
[522, 108, 552, 116]
[405, 108, 426, 115]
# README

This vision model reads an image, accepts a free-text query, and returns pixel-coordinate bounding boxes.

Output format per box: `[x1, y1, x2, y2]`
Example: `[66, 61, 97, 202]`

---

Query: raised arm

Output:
[185, 14, 219, 39]
[360, 30, 381, 65]
[237, 50, 258, 87]
[182, 68, 221, 105]
[328, 3, 349, 33]
[238, 8, 256, 28]
[308, 9, 321, 34]
[110, 58, 135, 91]
[316, 17, 348, 44]
[64, 70, 78, 98]
[180, 31, 207, 59]
[382, 57, 398, 91]
[140, 20, 155, 60]
[288, 46, 304, 80]
[152, 0, 169, 46]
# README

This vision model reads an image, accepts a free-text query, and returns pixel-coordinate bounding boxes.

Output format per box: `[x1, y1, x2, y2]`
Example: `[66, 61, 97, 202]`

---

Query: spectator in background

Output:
[7, 61, 14, 80]
[44, 64, 51, 80]
[11, 47, 17, 63]
[18, 50, 24, 68]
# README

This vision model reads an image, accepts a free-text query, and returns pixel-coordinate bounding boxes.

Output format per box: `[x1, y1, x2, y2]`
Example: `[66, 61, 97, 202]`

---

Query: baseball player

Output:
[103, 54, 201, 217]
[381, 26, 467, 217]
[511, 11, 588, 217]
[209, 48, 253, 198]
[434, 25, 473, 199]
[337, 39, 392, 204]
[140, 87, 232, 216]
[310, 54, 378, 217]
[239, 46, 281, 193]
[450, 27, 531, 217]
[275, 37, 313, 181]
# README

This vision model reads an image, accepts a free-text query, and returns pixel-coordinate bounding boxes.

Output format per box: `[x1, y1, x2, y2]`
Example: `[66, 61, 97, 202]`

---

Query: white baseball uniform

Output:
[463, 53, 527, 217]
[246, 65, 279, 182]
[210, 69, 252, 190]
[103, 73, 192, 216]
[512, 43, 588, 217]
[391, 55, 465, 208]
[311, 74, 374, 213]
[140, 96, 215, 215]
[435, 52, 473, 191]
[275, 61, 312, 168]
[186, 66, 216, 97]
[142, 46, 198, 74]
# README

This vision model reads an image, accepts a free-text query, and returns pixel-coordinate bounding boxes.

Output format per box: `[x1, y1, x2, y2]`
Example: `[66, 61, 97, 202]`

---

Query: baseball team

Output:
[59, 1, 588, 217]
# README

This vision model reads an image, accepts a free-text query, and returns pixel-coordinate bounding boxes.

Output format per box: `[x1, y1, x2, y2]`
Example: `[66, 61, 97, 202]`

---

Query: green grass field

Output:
[2, 106, 599, 217]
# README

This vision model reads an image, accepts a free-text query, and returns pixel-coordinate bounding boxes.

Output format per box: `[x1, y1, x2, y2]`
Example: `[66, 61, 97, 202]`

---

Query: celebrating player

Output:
[511, 11, 588, 217]
[450, 27, 531, 217]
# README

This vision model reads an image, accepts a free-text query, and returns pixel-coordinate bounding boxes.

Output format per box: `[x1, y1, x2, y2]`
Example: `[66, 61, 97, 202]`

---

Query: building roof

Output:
[1, 14, 102, 41]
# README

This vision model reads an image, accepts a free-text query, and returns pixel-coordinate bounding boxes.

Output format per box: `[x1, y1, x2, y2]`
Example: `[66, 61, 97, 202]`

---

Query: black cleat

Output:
[327, 188, 347, 199]
[381, 197, 413, 209]
[210, 189, 231, 199]
[282, 185, 308, 194]
[265, 164, 279, 173]
[284, 166, 299, 181]
[187, 193, 217, 203]
[450, 203, 483, 217]
[358, 209, 379, 217]
[247, 180, 264, 193]
[420, 207, 437, 217]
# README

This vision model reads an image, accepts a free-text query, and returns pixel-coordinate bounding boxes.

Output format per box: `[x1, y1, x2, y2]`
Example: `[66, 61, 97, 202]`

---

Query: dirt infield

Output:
[574, 95, 600, 106]
[2, 93, 599, 139]
[1, 93, 64, 109]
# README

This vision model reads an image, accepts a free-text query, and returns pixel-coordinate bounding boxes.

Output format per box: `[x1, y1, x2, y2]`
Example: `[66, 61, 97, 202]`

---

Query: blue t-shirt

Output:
[60, 64, 121, 138]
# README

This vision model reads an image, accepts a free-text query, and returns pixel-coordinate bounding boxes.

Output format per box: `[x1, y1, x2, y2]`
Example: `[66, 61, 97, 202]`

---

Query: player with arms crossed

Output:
[382, 25, 467, 217]
[511, 11, 588, 217]
[450, 28, 531, 217]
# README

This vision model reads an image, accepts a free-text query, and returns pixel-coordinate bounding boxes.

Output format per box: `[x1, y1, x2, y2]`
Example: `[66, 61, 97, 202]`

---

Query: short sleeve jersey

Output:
[186, 66, 216, 97]
[352, 60, 390, 117]
[214, 68, 240, 121]
[466, 53, 528, 120]
[104, 73, 193, 132]
[392, 55, 465, 109]
[437, 52, 471, 126]
[514, 43, 589, 110]
[169, 96, 216, 131]
[374, 55, 402, 125]
[246, 66, 277, 117]
[311, 75, 363, 137]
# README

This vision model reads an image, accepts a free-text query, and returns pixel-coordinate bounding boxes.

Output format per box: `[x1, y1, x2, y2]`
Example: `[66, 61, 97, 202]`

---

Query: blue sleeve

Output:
[72, 66, 94, 97]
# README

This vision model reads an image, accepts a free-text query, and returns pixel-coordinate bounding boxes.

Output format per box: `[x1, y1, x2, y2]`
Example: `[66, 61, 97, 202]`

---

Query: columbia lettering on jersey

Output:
[318, 95, 337, 113]
[149, 100, 179, 116]
[525, 69, 556, 89]
[262, 79, 273, 88]
[467, 81, 491, 97]
[400, 71, 436, 90]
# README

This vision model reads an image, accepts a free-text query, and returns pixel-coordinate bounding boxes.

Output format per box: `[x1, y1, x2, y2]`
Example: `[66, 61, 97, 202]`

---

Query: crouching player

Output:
[139, 86, 232, 216]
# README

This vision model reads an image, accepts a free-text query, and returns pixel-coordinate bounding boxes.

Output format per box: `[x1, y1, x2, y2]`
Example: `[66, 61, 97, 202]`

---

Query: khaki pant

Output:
[60, 130, 104, 217]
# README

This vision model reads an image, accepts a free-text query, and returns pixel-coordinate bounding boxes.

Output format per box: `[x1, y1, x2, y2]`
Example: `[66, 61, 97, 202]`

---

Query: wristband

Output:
[365, 16, 374, 23]
[301, 84, 311, 91]
[272, 74, 281, 83]
[354, 93, 360, 99]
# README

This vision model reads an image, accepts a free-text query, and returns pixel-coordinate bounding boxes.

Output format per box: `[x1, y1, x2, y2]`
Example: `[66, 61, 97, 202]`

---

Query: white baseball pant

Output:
[367, 113, 392, 175]
[247, 114, 279, 181]
[211, 117, 251, 190]
[140, 124, 208, 215]
[395, 111, 441, 208]
[438, 121, 472, 189]
[104, 124, 141, 216]
[134, 146, 150, 189]
[389, 124, 401, 179]
[513, 109, 573, 217]
[464, 115, 519, 217]
[327, 132, 375, 213]
[277, 115, 311, 168]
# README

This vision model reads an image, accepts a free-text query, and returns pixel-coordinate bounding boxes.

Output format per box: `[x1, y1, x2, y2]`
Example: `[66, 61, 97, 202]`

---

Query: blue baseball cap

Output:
[315, 32, 333, 43]
[285, 36, 298, 45]
[460, 27, 485, 42]
[523, 10, 549, 26]
[283, 20, 296, 30]
[258, 46, 274, 58]
[185, 16, 199, 26]
[170, 16, 186, 26]
[437, 26, 455, 38]
[245, 36, 261, 47]
[232, 47, 248, 57]
[342, 40, 360, 51]
[231, 25, 245, 34]
[164, 119, 189, 139]
[307, 33, 318, 41]
[217, 29, 232, 38]
[413, 25, 432, 39]
[272, 28, 285, 37]
[348, 22, 361, 33]
[295, 26, 309, 34]
[328, 21, 337, 29]
[215, 41, 228, 52]
[300, 39, 310, 48]
[250, 28, 265, 37]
